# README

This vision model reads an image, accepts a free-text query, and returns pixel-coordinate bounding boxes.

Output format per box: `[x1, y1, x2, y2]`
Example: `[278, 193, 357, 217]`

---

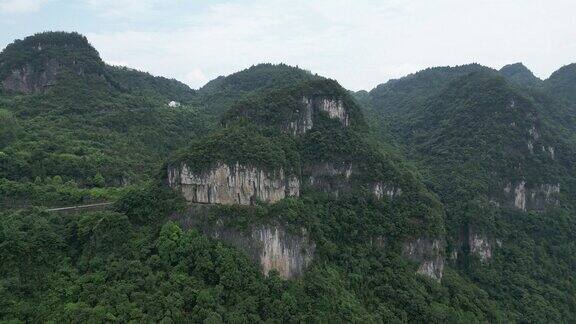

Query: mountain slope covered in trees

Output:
[1, 32, 576, 322]
[0, 32, 208, 207]
[356, 63, 576, 322]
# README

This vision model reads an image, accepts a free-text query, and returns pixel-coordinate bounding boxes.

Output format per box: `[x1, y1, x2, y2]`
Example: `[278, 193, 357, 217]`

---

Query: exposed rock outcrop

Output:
[314, 97, 349, 126]
[513, 181, 527, 211]
[2, 59, 61, 94]
[469, 232, 492, 262]
[450, 225, 499, 263]
[402, 238, 444, 281]
[286, 96, 350, 135]
[256, 226, 315, 278]
[302, 163, 403, 199]
[168, 162, 299, 205]
[373, 182, 402, 199]
[286, 97, 314, 135]
[304, 162, 353, 196]
[171, 207, 315, 279]
[503, 181, 560, 212]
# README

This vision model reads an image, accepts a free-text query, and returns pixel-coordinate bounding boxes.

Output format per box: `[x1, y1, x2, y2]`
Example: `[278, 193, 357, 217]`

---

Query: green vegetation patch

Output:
[171, 124, 300, 175]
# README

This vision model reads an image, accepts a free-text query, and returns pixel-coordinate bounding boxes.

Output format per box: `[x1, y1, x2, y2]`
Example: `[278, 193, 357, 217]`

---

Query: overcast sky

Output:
[0, 0, 574, 90]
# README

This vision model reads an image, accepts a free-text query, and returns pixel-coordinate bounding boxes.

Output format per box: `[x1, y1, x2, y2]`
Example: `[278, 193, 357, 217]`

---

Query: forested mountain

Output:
[358, 63, 576, 321]
[197, 63, 321, 118]
[545, 63, 576, 105]
[1, 32, 576, 322]
[0, 32, 208, 207]
[499, 62, 542, 88]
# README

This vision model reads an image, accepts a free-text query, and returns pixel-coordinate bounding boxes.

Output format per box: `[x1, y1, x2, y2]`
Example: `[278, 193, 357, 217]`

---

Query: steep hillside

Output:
[2, 57, 513, 322]
[1, 31, 576, 322]
[358, 66, 576, 322]
[198, 63, 321, 117]
[104, 65, 197, 103]
[0, 32, 107, 94]
[354, 64, 491, 145]
[0, 32, 209, 207]
[545, 63, 576, 105]
[499, 62, 542, 88]
[170, 79, 444, 238]
[363, 64, 489, 116]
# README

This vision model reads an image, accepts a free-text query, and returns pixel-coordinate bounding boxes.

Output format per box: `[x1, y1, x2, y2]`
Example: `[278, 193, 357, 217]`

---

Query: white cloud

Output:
[184, 69, 208, 86]
[0, 0, 48, 14]
[83, 0, 171, 19]
[86, 0, 576, 90]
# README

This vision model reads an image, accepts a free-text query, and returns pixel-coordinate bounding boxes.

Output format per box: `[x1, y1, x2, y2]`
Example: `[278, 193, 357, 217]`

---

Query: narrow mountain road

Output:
[46, 202, 113, 212]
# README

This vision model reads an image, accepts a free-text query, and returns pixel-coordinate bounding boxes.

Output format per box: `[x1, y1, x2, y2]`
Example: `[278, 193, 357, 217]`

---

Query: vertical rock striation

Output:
[316, 97, 349, 126]
[402, 238, 444, 281]
[256, 226, 315, 278]
[469, 232, 493, 262]
[373, 182, 402, 199]
[503, 181, 560, 212]
[304, 162, 354, 196]
[287, 96, 350, 135]
[168, 162, 300, 205]
[2, 59, 61, 94]
[171, 207, 315, 279]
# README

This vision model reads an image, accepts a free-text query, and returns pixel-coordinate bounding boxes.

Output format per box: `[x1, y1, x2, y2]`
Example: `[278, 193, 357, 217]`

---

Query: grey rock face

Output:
[286, 96, 350, 135]
[168, 162, 300, 205]
[255, 226, 315, 278]
[372, 182, 402, 199]
[285, 97, 315, 135]
[2, 59, 61, 94]
[449, 227, 499, 263]
[172, 208, 315, 279]
[305, 162, 353, 196]
[402, 237, 444, 281]
[469, 232, 492, 262]
[503, 181, 560, 212]
[315, 97, 349, 126]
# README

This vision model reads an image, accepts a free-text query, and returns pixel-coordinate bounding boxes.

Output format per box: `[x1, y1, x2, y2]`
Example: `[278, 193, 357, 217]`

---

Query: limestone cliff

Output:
[2, 59, 61, 94]
[256, 226, 315, 278]
[372, 182, 402, 199]
[503, 181, 560, 212]
[1, 32, 105, 94]
[304, 162, 353, 195]
[168, 162, 299, 205]
[468, 232, 493, 262]
[402, 237, 444, 281]
[303, 162, 401, 199]
[285, 96, 350, 135]
[171, 207, 315, 279]
[449, 226, 502, 263]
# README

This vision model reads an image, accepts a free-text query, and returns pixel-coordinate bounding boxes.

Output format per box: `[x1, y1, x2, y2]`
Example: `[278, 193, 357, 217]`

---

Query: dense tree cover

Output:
[2, 31, 576, 322]
[0, 108, 18, 148]
[0, 177, 121, 208]
[462, 208, 576, 322]
[104, 65, 197, 103]
[198, 63, 321, 117]
[170, 123, 301, 174]
[222, 78, 366, 131]
[357, 63, 576, 321]
[545, 63, 576, 105]
[0, 87, 209, 206]
[0, 32, 104, 81]
[175, 78, 445, 237]
[499, 63, 543, 88]
[0, 185, 506, 322]
[0, 33, 210, 207]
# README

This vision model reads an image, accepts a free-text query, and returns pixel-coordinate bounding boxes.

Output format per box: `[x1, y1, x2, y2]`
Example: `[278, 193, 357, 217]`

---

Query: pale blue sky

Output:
[1, 0, 575, 90]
